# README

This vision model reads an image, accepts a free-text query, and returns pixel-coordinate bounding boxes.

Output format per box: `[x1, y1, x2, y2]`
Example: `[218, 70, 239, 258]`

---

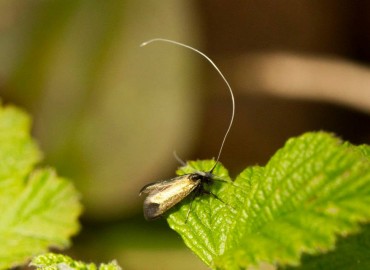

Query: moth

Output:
[139, 170, 217, 220]
[139, 38, 235, 221]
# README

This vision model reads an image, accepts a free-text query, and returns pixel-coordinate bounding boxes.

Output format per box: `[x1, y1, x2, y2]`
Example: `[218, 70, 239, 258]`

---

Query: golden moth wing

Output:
[143, 175, 200, 220]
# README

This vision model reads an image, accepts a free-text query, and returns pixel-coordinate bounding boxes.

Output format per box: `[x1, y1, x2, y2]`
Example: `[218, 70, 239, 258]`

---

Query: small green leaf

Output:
[0, 106, 41, 210]
[30, 253, 122, 270]
[166, 132, 370, 269]
[0, 105, 82, 269]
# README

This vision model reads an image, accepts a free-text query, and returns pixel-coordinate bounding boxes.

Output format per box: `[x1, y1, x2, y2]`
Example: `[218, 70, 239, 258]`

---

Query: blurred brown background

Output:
[0, 1, 369, 270]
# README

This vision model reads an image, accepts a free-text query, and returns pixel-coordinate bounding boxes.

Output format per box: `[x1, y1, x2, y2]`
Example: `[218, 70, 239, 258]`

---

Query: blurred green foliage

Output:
[0, 1, 206, 269]
[0, 0, 201, 219]
[0, 105, 81, 269]
[31, 253, 121, 270]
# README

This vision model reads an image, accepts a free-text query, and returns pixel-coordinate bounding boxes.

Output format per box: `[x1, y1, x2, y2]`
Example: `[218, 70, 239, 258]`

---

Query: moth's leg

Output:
[203, 190, 225, 203]
[204, 190, 235, 210]
[185, 187, 202, 223]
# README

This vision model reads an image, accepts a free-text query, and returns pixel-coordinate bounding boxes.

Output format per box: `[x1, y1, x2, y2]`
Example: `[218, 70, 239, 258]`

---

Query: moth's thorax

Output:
[188, 173, 203, 181]
[189, 171, 214, 184]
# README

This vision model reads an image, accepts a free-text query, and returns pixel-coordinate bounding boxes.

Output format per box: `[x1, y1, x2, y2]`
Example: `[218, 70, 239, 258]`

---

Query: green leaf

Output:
[166, 132, 370, 269]
[0, 106, 41, 209]
[0, 105, 82, 269]
[282, 223, 370, 270]
[30, 253, 122, 270]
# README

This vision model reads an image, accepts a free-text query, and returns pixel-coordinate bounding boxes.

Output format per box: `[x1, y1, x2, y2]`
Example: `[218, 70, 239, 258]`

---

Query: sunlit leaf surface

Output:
[167, 132, 370, 269]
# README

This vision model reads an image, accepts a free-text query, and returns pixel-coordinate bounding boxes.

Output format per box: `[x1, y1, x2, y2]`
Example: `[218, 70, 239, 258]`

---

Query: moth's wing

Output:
[139, 178, 174, 195]
[142, 175, 200, 220]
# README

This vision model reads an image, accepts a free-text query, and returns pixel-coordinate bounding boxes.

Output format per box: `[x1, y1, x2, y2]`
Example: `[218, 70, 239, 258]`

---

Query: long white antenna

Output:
[140, 38, 235, 172]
